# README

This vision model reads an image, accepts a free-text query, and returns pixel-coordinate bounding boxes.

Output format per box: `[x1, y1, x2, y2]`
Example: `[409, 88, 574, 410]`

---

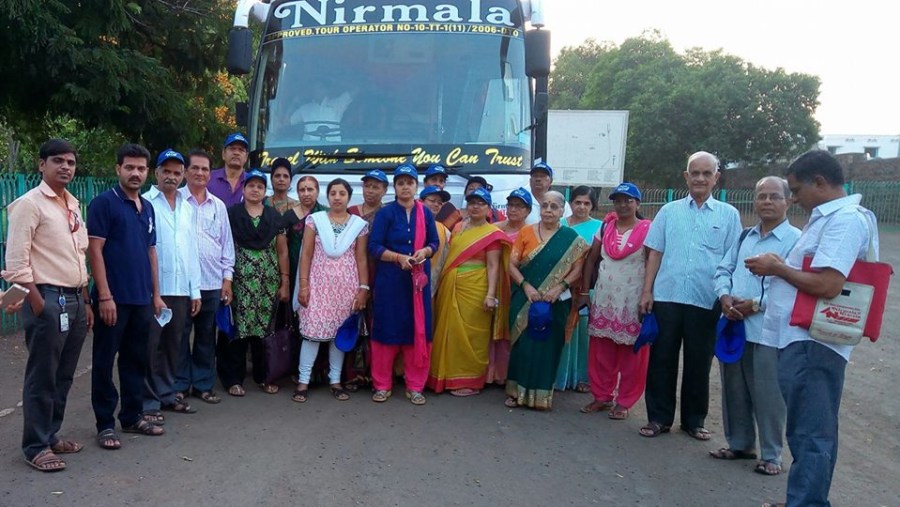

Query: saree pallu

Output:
[427, 224, 510, 392]
[506, 226, 587, 409]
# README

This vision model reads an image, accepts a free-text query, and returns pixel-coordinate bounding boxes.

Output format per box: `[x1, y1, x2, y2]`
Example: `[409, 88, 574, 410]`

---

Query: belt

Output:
[35, 284, 83, 295]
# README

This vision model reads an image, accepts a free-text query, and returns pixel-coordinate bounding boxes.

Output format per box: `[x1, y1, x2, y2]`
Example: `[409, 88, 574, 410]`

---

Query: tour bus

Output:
[226, 0, 551, 208]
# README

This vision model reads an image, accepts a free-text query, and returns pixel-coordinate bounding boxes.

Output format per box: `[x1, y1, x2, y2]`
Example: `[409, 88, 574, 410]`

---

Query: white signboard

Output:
[546, 110, 628, 187]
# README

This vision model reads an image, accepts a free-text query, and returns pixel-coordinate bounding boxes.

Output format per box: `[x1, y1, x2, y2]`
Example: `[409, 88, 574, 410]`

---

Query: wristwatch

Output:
[751, 297, 760, 313]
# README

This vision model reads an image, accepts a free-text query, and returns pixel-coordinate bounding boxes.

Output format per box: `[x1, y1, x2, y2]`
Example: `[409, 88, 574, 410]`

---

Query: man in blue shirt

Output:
[639, 151, 742, 440]
[88, 143, 167, 450]
[747, 151, 879, 507]
[711, 177, 801, 475]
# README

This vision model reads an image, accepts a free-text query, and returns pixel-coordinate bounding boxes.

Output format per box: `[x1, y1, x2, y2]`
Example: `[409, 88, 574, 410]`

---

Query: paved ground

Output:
[1, 229, 898, 507]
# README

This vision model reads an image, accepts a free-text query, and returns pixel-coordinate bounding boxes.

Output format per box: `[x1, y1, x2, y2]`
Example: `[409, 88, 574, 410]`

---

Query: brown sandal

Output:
[228, 384, 246, 397]
[608, 405, 629, 420]
[580, 400, 614, 413]
[639, 421, 671, 437]
[26, 449, 66, 472]
[122, 419, 165, 436]
[50, 440, 83, 454]
[260, 383, 280, 394]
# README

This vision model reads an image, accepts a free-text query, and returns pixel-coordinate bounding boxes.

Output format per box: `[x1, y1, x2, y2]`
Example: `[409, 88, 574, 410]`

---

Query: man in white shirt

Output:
[142, 150, 201, 420]
[525, 162, 571, 224]
[711, 176, 801, 475]
[746, 150, 879, 507]
[174, 149, 235, 405]
[290, 79, 354, 141]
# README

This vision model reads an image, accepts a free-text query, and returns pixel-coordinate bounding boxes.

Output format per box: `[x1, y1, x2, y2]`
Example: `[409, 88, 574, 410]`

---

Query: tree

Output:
[0, 0, 242, 172]
[551, 33, 821, 186]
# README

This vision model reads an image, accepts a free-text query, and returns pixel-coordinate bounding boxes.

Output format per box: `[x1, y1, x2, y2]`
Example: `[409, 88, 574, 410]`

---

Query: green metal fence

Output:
[1, 173, 119, 333]
[3, 174, 900, 333]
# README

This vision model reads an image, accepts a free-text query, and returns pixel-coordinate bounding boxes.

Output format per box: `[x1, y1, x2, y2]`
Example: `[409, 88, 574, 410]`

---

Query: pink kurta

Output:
[298, 216, 368, 341]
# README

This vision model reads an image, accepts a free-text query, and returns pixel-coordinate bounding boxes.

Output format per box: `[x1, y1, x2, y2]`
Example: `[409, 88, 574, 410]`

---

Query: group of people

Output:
[2, 134, 877, 507]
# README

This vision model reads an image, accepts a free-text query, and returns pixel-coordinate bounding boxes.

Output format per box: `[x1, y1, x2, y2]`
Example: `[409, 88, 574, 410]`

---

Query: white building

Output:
[818, 134, 900, 159]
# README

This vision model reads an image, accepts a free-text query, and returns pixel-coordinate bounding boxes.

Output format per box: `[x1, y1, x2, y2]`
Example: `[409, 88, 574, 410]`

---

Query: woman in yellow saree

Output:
[427, 189, 511, 396]
[505, 191, 588, 410]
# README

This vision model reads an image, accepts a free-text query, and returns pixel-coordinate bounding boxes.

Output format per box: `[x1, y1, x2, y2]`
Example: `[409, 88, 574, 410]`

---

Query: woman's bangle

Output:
[580, 292, 590, 296]
[359, 284, 370, 291]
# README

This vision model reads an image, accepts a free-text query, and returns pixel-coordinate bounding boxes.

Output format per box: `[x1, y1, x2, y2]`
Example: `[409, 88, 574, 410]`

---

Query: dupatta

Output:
[411, 201, 429, 368]
[508, 227, 587, 345]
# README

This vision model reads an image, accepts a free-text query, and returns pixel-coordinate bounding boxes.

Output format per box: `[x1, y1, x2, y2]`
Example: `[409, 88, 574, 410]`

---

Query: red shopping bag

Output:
[790, 256, 893, 343]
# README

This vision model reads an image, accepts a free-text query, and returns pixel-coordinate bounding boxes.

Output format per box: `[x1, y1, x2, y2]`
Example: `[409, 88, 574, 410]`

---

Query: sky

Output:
[544, 0, 899, 136]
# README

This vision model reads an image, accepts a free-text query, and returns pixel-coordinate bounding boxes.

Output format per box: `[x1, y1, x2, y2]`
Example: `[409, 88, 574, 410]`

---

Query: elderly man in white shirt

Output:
[711, 176, 801, 476]
[141, 150, 201, 421]
[747, 151, 879, 507]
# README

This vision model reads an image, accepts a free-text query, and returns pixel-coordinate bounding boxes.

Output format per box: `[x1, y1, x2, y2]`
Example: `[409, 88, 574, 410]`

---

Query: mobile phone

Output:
[1, 283, 30, 307]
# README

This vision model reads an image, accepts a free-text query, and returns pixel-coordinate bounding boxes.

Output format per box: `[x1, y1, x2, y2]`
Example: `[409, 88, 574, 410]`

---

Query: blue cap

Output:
[424, 164, 447, 178]
[528, 301, 553, 341]
[530, 162, 553, 178]
[507, 187, 533, 209]
[633, 313, 659, 353]
[216, 303, 234, 340]
[715, 317, 746, 363]
[156, 149, 184, 167]
[244, 168, 267, 185]
[420, 185, 451, 202]
[466, 187, 492, 207]
[224, 132, 249, 148]
[610, 182, 642, 201]
[335, 313, 361, 353]
[393, 163, 418, 181]
[362, 169, 388, 184]
[466, 176, 493, 192]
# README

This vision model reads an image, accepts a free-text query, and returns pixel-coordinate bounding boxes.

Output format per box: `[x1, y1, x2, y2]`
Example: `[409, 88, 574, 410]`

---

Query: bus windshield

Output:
[249, 29, 531, 171]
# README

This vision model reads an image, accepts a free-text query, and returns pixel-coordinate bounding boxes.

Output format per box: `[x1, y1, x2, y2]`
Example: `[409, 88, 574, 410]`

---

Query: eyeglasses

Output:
[755, 193, 786, 202]
[540, 202, 562, 211]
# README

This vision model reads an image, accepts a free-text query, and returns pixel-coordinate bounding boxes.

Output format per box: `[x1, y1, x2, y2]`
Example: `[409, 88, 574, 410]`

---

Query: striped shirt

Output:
[644, 196, 742, 310]
[714, 219, 801, 343]
[179, 187, 235, 290]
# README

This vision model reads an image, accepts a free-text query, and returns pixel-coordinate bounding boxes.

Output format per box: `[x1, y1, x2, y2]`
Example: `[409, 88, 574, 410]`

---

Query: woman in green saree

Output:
[505, 191, 588, 410]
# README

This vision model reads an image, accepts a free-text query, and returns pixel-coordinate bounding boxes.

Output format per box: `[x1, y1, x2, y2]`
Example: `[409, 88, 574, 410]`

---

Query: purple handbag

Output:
[262, 301, 299, 384]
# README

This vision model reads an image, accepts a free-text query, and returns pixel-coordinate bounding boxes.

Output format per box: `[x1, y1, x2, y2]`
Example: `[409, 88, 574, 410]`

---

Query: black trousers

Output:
[216, 335, 266, 388]
[21, 287, 88, 460]
[91, 303, 152, 432]
[644, 301, 721, 430]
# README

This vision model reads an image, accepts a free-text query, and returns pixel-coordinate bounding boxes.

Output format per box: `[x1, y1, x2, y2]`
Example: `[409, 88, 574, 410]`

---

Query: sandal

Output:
[228, 384, 246, 397]
[142, 411, 166, 425]
[291, 389, 309, 403]
[26, 449, 66, 472]
[96, 429, 122, 450]
[406, 390, 426, 405]
[580, 400, 614, 414]
[639, 422, 671, 438]
[372, 390, 392, 403]
[260, 383, 280, 394]
[754, 462, 782, 476]
[709, 448, 757, 460]
[504, 397, 519, 408]
[683, 426, 712, 441]
[161, 400, 196, 414]
[193, 389, 221, 404]
[122, 419, 165, 436]
[50, 440, 83, 454]
[450, 388, 480, 397]
[574, 382, 591, 393]
[330, 386, 350, 401]
[608, 405, 629, 420]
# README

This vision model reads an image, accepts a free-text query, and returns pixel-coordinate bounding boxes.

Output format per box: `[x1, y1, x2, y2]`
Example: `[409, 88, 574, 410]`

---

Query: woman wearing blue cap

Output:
[577, 182, 651, 419]
[220, 170, 290, 396]
[368, 164, 439, 405]
[487, 187, 533, 385]
[505, 191, 588, 410]
[556, 186, 603, 393]
[427, 188, 511, 396]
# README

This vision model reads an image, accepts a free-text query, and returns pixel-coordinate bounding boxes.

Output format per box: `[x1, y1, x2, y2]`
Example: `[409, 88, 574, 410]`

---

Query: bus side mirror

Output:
[235, 102, 248, 127]
[227, 27, 252, 75]
[525, 29, 551, 78]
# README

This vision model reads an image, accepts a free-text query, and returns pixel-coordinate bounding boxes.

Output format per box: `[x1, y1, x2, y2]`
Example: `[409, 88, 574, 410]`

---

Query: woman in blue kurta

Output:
[368, 164, 439, 405]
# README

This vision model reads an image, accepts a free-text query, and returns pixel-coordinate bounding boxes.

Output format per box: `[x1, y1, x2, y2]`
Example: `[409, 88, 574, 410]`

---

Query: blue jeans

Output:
[174, 290, 220, 393]
[778, 340, 846, 507]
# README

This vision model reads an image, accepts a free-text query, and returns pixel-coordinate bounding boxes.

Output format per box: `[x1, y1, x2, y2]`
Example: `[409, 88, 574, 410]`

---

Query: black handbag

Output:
[262, 301, 299, 384]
